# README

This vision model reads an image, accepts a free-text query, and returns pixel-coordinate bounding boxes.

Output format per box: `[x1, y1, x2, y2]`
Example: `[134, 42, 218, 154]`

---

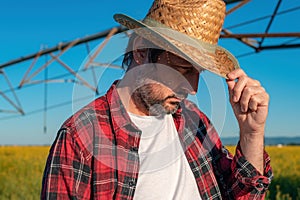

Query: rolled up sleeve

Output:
[228, 142, 273, 199]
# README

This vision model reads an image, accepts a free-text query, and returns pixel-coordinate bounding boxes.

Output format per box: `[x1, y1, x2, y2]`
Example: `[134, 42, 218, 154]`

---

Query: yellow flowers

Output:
[265, 146, 300, 199]
[227, 145, 300, 199]
[0, 146, 299, 199]
[0, 146, 49, 199]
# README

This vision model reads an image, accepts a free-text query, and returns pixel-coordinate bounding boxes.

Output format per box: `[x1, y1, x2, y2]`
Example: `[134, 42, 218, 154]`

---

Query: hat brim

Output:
[114, 14, 239, 78]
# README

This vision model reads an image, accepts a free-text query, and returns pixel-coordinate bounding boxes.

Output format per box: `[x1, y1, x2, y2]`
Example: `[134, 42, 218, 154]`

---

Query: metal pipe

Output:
[1, 26, 299, 69]
[259, 0, 282, 47]
[259, 43, 300, 50]
[0, 26, 126, 69]
[220, 32, 300, 38]
[224, 0, 243, 4]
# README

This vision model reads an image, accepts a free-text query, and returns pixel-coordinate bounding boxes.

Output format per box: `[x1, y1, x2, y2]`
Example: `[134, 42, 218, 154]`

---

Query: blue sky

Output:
[0, 0, 300, 145]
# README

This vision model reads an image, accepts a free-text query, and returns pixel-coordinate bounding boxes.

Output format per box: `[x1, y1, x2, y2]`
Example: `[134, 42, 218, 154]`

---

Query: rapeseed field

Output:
[0, 146, 299, 199]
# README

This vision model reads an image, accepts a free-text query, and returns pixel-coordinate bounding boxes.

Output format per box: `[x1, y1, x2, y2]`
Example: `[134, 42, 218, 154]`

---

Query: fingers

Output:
[226, 78, 235, 91]
[227, 68, 246, 80]
[228, 75, 260, 103]
[226, 69, 269, 112]
[240, 86, 267, 112]
[248, 93, 269, 112]
[231, 76, 248, 102]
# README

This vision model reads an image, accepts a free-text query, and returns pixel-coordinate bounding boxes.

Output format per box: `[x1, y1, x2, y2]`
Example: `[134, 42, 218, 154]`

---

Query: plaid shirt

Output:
[41, 83, 272, 200]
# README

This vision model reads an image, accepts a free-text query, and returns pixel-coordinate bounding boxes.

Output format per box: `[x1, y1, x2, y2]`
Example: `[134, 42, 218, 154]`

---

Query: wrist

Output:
[239, 130, 265, 174]
[240, 125, 265, 137]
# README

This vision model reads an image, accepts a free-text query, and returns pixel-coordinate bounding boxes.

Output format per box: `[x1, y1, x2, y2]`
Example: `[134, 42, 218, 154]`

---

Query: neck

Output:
[117, 86, 150, 116]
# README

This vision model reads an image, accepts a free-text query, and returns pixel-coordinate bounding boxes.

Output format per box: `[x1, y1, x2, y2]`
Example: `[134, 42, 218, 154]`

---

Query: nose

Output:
[185, 71, 200, 95]
[176, 71, 199, 96]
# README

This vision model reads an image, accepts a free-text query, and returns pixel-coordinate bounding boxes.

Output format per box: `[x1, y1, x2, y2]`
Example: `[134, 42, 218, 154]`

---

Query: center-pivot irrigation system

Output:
[0, 0, 299, 133]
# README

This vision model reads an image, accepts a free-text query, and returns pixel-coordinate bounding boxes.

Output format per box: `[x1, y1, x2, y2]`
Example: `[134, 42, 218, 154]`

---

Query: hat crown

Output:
[145, 0, 226, 45]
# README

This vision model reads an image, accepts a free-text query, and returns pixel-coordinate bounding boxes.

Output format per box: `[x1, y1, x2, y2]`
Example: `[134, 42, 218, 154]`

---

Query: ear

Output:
[132, 36, 148, 65]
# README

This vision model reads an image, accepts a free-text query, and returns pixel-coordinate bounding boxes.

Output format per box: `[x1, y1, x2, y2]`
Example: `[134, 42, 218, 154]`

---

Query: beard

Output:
[133, 83, 185, 116]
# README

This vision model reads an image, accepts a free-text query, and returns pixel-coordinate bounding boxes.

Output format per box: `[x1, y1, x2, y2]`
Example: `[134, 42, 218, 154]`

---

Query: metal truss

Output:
[223, 0, 300, 53]
[0, 0, 299, 120]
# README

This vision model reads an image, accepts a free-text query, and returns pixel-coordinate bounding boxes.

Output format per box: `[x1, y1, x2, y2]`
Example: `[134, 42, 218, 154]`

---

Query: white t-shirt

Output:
[128, 113, 202, 200]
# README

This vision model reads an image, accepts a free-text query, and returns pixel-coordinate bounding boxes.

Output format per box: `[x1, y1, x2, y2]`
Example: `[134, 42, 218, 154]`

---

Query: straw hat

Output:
[114, 0, 239, 78]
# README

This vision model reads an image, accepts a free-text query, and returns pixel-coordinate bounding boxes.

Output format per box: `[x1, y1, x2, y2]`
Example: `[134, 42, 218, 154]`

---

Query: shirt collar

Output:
[106, 81, 141, 133]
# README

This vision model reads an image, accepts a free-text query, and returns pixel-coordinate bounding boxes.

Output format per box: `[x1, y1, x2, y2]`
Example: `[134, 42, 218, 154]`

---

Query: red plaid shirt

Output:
[41, 83, 272, 199]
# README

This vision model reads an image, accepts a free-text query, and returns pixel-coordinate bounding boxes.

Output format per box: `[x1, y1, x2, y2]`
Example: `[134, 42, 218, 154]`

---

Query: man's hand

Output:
[226, 69, 269, 135]
[226, 69, 269, 174]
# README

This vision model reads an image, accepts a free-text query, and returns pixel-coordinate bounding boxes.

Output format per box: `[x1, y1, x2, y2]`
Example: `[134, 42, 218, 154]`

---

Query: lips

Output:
[165, 94, 186, 103]
[168, 97, 182, 103]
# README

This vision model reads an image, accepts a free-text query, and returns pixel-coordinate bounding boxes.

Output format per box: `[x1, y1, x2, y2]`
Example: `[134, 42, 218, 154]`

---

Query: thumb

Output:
[226, 79, 236, 103]
[226, 79, 235, 92]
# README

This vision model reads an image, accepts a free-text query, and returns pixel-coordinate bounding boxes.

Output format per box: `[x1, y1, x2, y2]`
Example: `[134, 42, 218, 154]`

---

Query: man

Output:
[41, 0, 272, 199]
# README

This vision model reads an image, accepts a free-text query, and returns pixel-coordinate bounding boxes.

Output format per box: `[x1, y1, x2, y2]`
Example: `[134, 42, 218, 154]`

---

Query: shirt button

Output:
[130, 146, 138, 152]
[128, 180, 136, 187]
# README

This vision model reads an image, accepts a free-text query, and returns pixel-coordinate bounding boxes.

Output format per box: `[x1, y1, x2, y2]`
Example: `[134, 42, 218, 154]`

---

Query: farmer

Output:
[41, 0, 273, 199]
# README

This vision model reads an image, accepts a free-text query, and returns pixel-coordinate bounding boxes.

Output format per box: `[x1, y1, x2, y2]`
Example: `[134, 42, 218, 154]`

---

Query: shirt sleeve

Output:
[41, 128, 92, 200]
[227, 142, 273, 199]
[210, 129, 273, 199]
[180, 100, 273, 199]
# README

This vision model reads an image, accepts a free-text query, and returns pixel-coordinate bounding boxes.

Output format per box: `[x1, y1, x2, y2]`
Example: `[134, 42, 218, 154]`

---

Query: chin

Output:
[164, 104, 179, 115]
[147, 103, 178, 116]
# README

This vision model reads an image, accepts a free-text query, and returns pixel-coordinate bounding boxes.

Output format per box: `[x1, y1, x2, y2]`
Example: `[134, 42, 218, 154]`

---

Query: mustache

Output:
[164, 93, 187, 101]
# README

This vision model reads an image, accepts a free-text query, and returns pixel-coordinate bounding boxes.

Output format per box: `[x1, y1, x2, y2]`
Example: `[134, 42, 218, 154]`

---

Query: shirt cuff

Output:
[232, 142, 273, 193]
